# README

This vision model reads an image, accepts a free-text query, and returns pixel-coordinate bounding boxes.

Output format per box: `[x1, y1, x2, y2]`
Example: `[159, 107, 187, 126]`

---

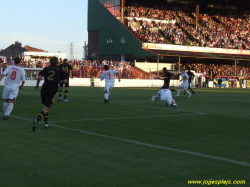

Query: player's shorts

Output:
[59, 78, 69, 87]
[2, 84, 19, 100]
[41, 87, 57, 108]
[180, 82, 189, 90]
[161, 95, 174, 105]
[104, 82, 114, 93]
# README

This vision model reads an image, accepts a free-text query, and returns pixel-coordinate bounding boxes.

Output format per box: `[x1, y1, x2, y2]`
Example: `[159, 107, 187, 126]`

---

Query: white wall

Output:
[1, 78, 218, 88]
[4, 78, 181, 88]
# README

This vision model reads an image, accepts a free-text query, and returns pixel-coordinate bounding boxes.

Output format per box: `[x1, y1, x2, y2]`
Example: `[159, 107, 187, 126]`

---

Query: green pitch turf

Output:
[0, 86, 249, 187]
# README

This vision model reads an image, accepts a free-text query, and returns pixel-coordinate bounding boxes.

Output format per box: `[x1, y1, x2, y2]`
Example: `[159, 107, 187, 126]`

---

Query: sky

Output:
[0, 0, 88, 60]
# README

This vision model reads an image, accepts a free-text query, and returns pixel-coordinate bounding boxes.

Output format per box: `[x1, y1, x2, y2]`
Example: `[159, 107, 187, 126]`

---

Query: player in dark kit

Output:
[161, 67, 175, 91]
[183, 68, 195, 96]
[32, 57, 67, 131]
[57, 58, 73, 102]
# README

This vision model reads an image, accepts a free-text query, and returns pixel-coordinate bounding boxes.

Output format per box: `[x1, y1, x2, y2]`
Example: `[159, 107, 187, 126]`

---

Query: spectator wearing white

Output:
[102, 60, 107, 66]
[202, 75, 206, 87]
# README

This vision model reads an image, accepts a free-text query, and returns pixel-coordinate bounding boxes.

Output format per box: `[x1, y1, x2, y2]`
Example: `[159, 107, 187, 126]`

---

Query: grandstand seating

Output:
[124, 5, 250, 50]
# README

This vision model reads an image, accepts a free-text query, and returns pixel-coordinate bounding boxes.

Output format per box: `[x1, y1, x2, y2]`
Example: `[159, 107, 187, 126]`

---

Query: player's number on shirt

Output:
[62, 67, 68, 74]
[48, 70, 55, 81]
[107, 72, 111, 80]
[11, 71, 17, 80]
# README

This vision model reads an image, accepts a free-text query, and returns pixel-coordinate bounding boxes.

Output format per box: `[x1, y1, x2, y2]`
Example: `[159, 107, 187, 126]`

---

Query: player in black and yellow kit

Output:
[32, 57, 67, 131]
[57, 58, 73, 102]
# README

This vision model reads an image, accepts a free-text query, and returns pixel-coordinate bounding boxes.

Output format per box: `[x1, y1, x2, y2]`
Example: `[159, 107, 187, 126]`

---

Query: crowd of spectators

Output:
[124, 5, 250, 50]
[0, 58, 150, 79]
[81, 59, 150, 79]
[194, 13, 250, 49]
[174, 62, 250, 80]
[1, 56, 249, 85]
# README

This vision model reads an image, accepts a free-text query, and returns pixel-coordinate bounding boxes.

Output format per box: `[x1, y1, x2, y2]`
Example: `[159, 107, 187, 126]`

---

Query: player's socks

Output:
[64, 90, 68, 100]
[6, 103, 13, 116]
[3, 102, 8, 115]
[33, 111, 46, 132]
[104, 93, 108, 100]
[177, 89, 181, 96]
[186, 91, 192, 98]
[44, 112, 49, 124]
[59, 90, 62, 98]
[36, 111, 46, 122]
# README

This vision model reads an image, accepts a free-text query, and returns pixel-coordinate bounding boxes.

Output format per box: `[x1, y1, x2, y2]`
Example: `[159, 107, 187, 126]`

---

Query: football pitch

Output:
[0, 86, 249, 187]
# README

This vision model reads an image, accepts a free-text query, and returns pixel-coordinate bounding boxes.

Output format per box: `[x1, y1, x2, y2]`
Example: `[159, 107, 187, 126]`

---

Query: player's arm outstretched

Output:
[152, 92, 160, 105]
[0, 66, 10, 86]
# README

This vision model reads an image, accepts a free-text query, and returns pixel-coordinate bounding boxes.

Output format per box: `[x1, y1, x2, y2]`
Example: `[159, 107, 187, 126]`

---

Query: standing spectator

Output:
[91, 76, 95, 87]
[100, 65, 121, 104]
[102, 60, 106, 66]
[32, 57, 67, 131]
[239, 76, 244, 88]
[198, 75, 202, 88]
[59, 58, 63, 64]
[57, 59, 73, 102]
[202, 76, 206, 87]
[213, 78, 217, 88]
[205, 75, 210, 88]
[218, 77, 222, 88]
[0, 57, 25, 120]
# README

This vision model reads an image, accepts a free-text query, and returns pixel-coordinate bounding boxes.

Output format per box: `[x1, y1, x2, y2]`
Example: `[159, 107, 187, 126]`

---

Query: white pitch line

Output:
[51, 124, 250, 167]
[2, 113, 249, 167]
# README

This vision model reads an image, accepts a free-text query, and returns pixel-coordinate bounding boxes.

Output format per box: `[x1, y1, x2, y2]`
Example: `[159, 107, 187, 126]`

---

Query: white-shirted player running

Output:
[175, 69, 192, 98]
[152, 85, 178, 107]
[0, 57, 25, 120]
[100, 65, 121, 104]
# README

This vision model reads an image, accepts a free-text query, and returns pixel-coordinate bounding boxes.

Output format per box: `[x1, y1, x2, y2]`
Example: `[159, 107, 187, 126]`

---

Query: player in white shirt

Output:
[0, 57, 25, 120]
[175, 69, 192, 98]
[100, 65, 120, 103]
[152, 85, 178, 107]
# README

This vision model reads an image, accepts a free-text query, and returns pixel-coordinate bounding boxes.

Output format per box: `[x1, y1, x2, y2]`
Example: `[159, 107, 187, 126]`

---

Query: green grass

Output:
[0, 86, 249, 187]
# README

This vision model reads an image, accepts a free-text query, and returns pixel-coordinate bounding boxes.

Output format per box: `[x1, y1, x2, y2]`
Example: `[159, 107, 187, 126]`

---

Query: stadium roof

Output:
[125, 0, 250, 10]
[142, 43, 250, 61]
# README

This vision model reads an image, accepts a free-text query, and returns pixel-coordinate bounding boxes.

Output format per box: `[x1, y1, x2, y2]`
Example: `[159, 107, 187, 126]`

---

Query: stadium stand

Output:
[124, 5, 250, 50]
